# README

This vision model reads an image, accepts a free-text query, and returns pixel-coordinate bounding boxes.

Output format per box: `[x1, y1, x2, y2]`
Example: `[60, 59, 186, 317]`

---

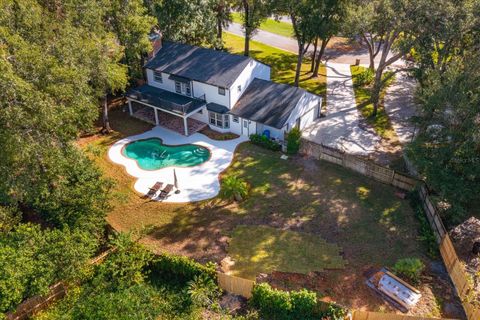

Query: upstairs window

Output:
[218, 87, 226, 96]
[175, 81, 192, 97]
[153, 71, 163, 83]
[175, 81, 181, 94]
[237, 85, 242, 93]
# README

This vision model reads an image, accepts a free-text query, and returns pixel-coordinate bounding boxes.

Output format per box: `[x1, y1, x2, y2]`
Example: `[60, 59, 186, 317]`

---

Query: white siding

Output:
[188, 106, 208, 123]
[283, 93, 322, 132]
[192, 81, 230, 106]
[229, 61, 270, 108]
[256, 124, 284, 141]
[230, 115, 242, 135]
[146, 69, 176, 92]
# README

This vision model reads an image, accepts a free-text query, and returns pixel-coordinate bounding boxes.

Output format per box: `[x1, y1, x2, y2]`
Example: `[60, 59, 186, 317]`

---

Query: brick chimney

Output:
[147, 31, 163, 60]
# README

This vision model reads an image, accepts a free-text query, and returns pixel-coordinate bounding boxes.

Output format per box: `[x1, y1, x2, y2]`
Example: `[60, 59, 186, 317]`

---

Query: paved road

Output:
[225, 22, 399, 66]
[302, 63, 380, 155]
[383, 71, 417, 144]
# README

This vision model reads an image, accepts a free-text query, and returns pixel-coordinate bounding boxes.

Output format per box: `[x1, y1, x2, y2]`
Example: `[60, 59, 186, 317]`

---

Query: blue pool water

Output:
[122, 138, 210, 170]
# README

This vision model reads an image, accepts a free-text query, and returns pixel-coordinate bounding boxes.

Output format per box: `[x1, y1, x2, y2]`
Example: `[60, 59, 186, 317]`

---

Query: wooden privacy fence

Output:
[217, 272, 255, 298]
[352, 310, 456, 320]
[300, 140, 419, 191]
[6, 283, 66, 320]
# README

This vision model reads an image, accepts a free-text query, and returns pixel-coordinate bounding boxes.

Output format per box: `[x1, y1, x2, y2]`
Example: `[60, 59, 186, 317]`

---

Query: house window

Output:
[175, 81, 191, 96]
[232, 116, 239, 123]
[175, 81, 181, 94]
[218, 87, 226, 96]
[153, 71, 163, 83]
[237, 85, 242, 92]
[208, 112, 229, 129]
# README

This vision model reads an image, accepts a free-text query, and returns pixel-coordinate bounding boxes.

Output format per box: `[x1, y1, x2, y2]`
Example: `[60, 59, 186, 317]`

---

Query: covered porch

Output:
[126, 84, 207, 136]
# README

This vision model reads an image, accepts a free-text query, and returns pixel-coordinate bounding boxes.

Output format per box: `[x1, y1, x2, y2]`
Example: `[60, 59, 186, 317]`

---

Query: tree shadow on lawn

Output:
[144, 145, 424, 274]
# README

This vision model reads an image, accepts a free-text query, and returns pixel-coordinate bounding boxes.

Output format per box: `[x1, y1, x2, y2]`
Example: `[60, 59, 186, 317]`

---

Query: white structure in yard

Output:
[126, 38, 322, 141]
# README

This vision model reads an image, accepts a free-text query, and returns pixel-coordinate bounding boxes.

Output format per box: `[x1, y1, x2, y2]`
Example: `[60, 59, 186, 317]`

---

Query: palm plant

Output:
[187, 274, 221, 308]
[220, 176, 248, 202]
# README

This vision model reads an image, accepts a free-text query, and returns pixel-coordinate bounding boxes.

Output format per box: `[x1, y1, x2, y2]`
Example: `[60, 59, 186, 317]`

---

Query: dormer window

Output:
[153, 71, 163, 83]
[218, 87, 226, 96]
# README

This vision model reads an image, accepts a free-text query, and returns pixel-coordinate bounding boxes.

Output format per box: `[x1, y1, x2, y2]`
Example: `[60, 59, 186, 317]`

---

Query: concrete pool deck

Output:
[108, 126, 248, 203]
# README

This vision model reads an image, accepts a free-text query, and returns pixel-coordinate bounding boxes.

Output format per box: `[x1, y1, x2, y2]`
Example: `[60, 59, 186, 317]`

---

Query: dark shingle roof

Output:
[145, 41, 254, 88]
[229, 79, 306, 129]
[126, 84, 205, 115]
[206, 103, 229, 114]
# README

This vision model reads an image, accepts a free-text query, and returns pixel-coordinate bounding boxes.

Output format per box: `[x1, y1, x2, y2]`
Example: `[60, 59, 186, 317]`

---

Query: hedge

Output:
[250, 283, 347, 320]
[249, 134, 282, 151]
[148, 253, 217, 285]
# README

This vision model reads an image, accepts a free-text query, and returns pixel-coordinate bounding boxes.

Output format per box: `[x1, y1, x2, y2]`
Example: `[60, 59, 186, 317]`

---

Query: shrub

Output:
[393, 258, 425, 283]
[251, 283, 292, 320]
[290, 289, 317, 319]
[249, 134, 281, 151]
[355, 68, 374, 87]
[148, 253, 217, 286]
[221, 176, 248, 202]
[286, 127, 301, 155]
[187, 274, 221, 308]
[409, 192, 439, 259]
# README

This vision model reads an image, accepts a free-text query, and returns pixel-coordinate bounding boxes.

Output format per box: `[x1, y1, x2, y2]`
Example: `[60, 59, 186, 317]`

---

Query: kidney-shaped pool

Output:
[122, 138, 211, 171]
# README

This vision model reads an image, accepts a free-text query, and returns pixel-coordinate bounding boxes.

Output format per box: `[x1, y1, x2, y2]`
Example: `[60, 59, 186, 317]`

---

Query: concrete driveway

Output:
[302, 63, 380, 155]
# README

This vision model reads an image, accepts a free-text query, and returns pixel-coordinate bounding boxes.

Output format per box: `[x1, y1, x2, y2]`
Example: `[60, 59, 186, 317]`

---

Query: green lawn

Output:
[228, 225, 345, 279]
[350, 65, 397, 140]
[223, 32, 327, 101]
[231, 12, 294, 38]
[82, 109, 429, 309]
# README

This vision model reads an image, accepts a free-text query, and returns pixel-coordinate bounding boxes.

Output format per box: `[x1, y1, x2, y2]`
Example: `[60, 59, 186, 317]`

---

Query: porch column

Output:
[154, 108, 159, 125]
[127, 99, 133, 115]
[183, 117, 188, 136]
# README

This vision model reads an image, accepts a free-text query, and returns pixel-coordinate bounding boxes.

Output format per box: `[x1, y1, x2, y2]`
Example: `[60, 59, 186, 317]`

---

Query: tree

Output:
[310, 0, 348, 77]
[408, 0, 477, 80]
[345, 0, 421, 117]
[106, 0, 156, 80]
[234, 0, 272, 56]
[153, 0, 221, 47]
[0, 0, 123, 232]
[275, 0, 318, 86]
[407, 53, 480, 224]
[212, 0, 233, 44]
[0, 224, 98, 314]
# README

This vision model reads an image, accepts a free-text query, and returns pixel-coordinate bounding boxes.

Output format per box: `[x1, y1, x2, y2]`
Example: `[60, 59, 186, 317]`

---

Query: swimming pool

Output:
[122, 138, 211, 170]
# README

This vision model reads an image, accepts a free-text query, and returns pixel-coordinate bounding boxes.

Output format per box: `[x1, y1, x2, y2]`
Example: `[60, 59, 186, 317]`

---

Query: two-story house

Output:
[126, 39, 322, 141]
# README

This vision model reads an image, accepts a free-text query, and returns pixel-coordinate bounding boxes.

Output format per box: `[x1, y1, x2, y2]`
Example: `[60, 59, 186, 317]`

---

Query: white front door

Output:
[242, 119, 250, 137]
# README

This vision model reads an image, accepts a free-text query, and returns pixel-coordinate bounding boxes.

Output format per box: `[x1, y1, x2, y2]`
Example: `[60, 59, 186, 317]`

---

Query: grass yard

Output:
[79, 109, 452, 315]
[231, 13, 294, 38]
[223, 32, 327, 102]
[228, 225, 345, 279]
[350, 65, 397, 141]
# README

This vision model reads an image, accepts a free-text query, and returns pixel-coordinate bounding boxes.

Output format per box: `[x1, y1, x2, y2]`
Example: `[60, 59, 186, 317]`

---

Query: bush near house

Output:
[249, 134, 282, 151]
[286, 128, 302, 155]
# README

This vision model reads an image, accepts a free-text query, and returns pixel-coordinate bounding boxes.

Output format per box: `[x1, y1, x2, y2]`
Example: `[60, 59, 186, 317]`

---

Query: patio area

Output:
[131, 103, 207, 136]
[108, 125, 248, 202]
